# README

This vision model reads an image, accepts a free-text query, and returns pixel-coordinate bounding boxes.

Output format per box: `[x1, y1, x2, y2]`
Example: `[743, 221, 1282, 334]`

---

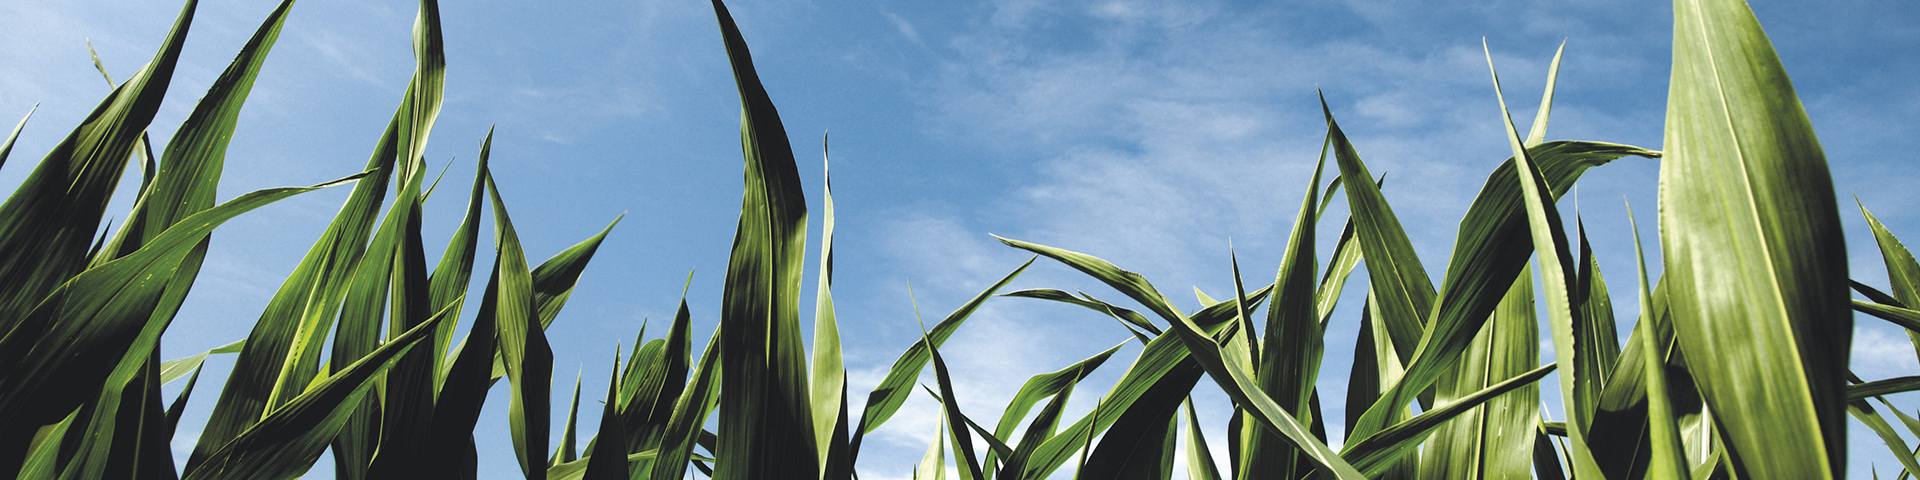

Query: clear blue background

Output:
[4, 0, 1919, 478]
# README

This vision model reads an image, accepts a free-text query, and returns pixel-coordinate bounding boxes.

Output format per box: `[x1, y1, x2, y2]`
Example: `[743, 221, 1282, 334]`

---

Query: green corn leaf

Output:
[709, 0, 819, 474]
[478, 215, 623, 383]
[0, 174, 360, 473]
[583, 357, 628, 480]
[1419, 264, 1539, 480]
[1348, 134, 1654, 447]
[994, 243, 1268, 479]
[1001, 289, 1166, 337]
[846, 258, 1034, 468]
[1849, 377, 1920, 400]
[1076, 374, 1181, 480]
[1243, 126, 1332, 479]
[1533, 424, 1568, 480]
[1585, 276, 1686, 478]
[646, 334, 723, 480]
[1321, 94, 1434, 378]
[1181, 399, 1223, 480]
[923, 335, 986, 480]
[1571, 218, 1623, 429]
[1858, 202, 1920, 360]
[1855, 280, 1907, 308]
[56, 352, 177, 480]
[620, 294, 694, 454]
[917, 413, 947, 480]
[0, 104, 32, 171]
[1483, 44, 1603, 478]
[979, 342, 1122, 479]
[1848, 400, 1920, 479]
[17, 406, 80, 479]
[166, 361, 206, 436]
[554, 372, 585, 466]
[487, 172, 553, 480]
[1339, 363, 1556, 475]
[191, 0, 439, 462]
[428, 131, 494, 384]
[102, 0, 292, 263]
[1317, 219, 1363, 325]
[529, 216, 620, 331]
[1155, 290, 1365, 479]
[1009, 317, 1241, 479]
[1661, 0, 1852, 477]
[366, 153, 440, 478]
[1000, 236, 1359, 478]
[0, 0, 193, 338]
[181, 302, 451, 480]
[993, 359, 1091, 480]
[422, 264, 504, 476]
[812, 140, 848, 478]
[1525, 41, 1566, 147]
[990, 341, 1124, 446]
[1854, 300, 1920, 333]
[546, 450, 672, 480]
[1631, 202, 1691, 478]
[992, 236, 1185, 324]
[1194, 287, 1219, 307]
[1344, 299, 1379, 441]
[326, 164, 419, 480]
[161, 339, 245, 385]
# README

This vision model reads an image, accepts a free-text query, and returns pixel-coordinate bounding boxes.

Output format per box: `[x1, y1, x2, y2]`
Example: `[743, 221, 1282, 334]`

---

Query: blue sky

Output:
[4, 0, 1920, 478]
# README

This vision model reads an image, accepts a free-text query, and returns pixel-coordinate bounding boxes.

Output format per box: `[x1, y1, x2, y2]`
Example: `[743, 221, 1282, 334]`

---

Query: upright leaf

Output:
[1662, 0, 1850, 476]
[182, 307, 451, 480]
[1242, 127, 1332, 479]
[1419, 265, 1539, 480]
[812, 140, 848, 477]
[0, 0, 193, 336]
[190, 0, 444, 464]
[0, 105, 32, 171]
[487, 174, 553, 480]
[1484, 43, 1603, 478]
[708, 0, 817, 476]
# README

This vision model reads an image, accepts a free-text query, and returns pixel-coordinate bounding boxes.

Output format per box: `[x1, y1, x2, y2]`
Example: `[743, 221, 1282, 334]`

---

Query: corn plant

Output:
[899, 0, 1920, 479]
[0, 0, 628, 477]
[9, 0, 1920, 478]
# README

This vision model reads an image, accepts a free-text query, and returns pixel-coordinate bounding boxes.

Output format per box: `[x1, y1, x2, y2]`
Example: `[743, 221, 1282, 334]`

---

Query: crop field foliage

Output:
[0, 0, 1912, 479]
